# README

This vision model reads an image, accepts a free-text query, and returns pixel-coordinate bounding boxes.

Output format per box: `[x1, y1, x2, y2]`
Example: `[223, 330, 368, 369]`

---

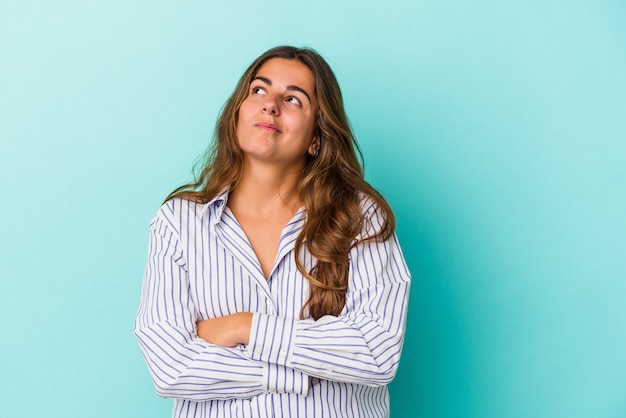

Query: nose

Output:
[262, 96, 280, 116]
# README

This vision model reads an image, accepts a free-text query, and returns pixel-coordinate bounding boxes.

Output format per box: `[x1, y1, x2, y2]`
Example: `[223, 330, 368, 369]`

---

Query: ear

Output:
[308, 136, 321, 155]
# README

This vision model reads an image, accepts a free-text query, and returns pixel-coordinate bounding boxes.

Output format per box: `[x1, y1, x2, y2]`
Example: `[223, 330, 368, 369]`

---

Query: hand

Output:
[196, 312, 253, 348]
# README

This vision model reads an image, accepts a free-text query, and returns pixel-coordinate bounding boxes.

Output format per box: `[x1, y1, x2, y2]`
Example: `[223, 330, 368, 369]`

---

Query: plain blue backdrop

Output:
[1, 1, 625, 417]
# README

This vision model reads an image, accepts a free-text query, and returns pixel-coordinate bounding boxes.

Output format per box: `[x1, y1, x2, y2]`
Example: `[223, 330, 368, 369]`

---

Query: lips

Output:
[254, 122, 281, 133]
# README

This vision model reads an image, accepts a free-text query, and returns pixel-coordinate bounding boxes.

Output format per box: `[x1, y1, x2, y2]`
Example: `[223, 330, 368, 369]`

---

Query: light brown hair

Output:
[167, 46, 395, 319]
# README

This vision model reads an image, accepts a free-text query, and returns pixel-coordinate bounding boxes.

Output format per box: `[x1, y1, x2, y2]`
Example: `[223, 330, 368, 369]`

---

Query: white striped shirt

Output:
[134, 189, 411, 417]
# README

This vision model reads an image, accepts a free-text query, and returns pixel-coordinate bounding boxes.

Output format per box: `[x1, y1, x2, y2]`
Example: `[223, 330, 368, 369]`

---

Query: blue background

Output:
[1, 1, 625, 417]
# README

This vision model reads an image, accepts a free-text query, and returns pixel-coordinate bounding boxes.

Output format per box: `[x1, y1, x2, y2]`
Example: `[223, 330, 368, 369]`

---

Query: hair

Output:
[167, 46, 395, 319]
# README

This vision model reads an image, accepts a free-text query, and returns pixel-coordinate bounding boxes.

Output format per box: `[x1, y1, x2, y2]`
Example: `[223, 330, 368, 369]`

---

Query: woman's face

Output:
[236, 58, 319, 170]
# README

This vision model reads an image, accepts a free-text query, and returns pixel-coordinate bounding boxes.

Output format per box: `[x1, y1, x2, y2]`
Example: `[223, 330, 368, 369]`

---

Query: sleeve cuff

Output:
[248, 313, 309, 396]
[260, 362, 309, 396]
[247, 312, 298, 363]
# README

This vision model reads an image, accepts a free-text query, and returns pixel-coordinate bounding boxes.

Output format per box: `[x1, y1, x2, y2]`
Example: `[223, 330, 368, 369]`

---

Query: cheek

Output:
[238, 100, 253, 120]
[236, 101, 256, 131]
[289, 111, 315, 132]
[302, 114, 317, 138]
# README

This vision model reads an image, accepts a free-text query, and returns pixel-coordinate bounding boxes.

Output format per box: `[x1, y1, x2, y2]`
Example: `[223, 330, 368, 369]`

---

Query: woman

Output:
[134, 46, 411, 417]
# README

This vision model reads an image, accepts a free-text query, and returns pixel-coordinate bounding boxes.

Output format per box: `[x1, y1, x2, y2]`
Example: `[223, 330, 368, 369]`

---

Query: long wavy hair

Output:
[167, 46, 395, 319]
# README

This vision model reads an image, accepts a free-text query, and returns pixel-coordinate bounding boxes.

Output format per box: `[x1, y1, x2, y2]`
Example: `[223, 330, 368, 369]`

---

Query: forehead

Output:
[254, 58, 316, 95]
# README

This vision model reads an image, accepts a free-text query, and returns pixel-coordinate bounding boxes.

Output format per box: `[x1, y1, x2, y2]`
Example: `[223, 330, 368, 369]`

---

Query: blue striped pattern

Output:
[134, 189, 411, 417]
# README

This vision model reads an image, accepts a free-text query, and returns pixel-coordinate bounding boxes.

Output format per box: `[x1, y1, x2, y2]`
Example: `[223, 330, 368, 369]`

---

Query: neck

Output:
[228, 160, 303, 217]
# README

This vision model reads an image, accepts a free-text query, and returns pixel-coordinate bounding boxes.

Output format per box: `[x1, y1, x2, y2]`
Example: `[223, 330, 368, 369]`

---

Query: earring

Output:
[312, 149, 319, 158]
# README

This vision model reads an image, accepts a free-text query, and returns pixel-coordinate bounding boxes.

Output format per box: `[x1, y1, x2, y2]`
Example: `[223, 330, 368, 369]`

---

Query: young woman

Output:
[134, 46, 411, 417]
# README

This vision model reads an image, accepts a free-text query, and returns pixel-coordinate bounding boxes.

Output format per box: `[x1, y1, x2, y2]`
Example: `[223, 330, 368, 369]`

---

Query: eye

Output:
[251, 86, 266, 95]
[286, 96, 302, 106]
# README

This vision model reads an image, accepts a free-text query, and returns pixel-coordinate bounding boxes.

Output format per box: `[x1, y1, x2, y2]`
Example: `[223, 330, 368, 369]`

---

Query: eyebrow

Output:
[251, 76, 313, 104]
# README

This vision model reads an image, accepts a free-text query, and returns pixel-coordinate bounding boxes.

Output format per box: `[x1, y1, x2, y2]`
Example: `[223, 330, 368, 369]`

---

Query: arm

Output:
[133, 212, 308, 401]
[196, 312, 252, 347]
[246, 205, 411, 386]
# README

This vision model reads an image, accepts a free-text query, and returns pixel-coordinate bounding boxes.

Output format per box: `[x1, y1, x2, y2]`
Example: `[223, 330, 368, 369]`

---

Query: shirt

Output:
[133, 189, 411, 417]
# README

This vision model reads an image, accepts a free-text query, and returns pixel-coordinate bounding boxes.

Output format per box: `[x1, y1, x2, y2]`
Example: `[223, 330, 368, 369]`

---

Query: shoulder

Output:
[150, 187, 229, 235]
[358, 193, 380, 217]
[149, 198, 209, 237]
[356, 192, 393, 239]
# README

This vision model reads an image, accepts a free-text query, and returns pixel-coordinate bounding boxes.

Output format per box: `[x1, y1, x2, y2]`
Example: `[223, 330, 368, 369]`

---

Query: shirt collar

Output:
[200, 187, 230, 221]
[199, 186, 309, 225]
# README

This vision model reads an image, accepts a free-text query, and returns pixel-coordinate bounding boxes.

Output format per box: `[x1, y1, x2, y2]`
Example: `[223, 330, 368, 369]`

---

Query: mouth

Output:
[254, 122, 281, 133]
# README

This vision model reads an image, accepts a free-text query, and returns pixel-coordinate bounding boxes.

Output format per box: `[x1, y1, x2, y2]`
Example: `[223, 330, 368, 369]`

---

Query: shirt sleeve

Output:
[133, 212, 309, 401]
[246, 202, 411, 386]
